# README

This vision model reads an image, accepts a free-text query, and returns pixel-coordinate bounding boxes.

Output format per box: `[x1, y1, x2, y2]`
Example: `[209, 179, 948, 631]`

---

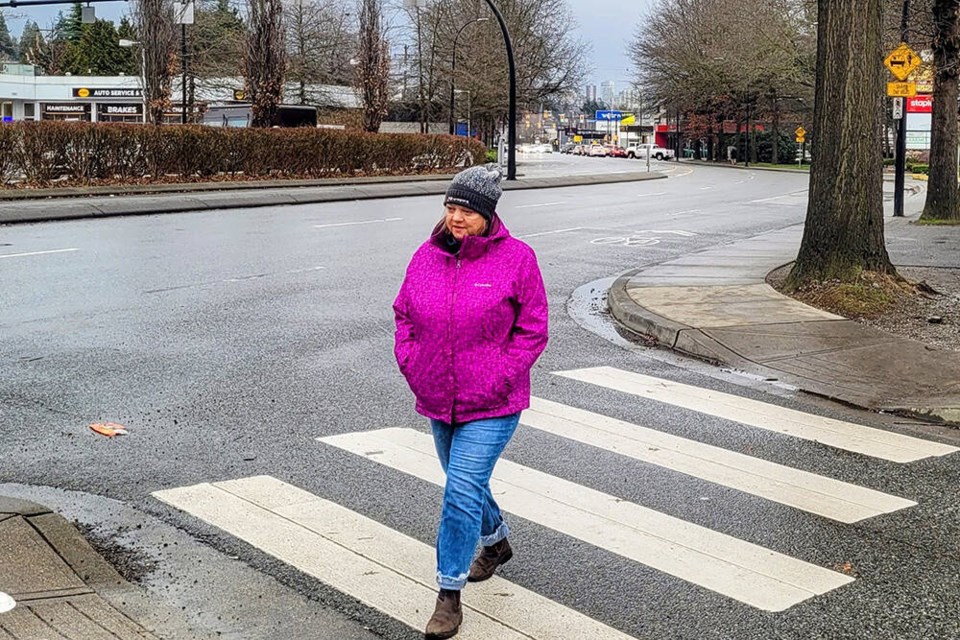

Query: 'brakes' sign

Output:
[906, 96, 932, 113]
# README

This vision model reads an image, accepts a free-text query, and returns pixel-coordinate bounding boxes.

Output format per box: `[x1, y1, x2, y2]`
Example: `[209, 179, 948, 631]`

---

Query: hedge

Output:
[0, 121, 487, 188]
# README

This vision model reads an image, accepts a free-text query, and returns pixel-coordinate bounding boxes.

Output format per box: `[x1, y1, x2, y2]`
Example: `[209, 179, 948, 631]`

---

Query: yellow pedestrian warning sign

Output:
[884, 43, 921, 81]
[794, 126, 806, 139]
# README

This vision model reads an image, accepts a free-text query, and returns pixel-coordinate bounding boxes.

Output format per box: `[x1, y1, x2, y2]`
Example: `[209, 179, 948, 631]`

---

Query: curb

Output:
[0, 173, 458, 201]
[678, 160, 809, 174]
[607, 267, 960, 427]
[0, 496, 208, 639]
[608, 272, 756, 370]
[0, 171, 667, 225]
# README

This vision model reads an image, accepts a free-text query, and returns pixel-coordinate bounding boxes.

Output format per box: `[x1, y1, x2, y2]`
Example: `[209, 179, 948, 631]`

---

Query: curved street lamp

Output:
[480, 0, 518, 180]
[449, 16, 487, 136]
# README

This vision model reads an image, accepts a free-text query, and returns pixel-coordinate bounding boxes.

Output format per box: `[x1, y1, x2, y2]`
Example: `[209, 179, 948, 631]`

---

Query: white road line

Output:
[516, 202, 563, 209]
[555, 367, 959, 463]
[524, 398, 915, 523]
[670, 209, 702, 216]
[0, 248, 79, 260]
[319, 428, 855, 612]
[517, 227, 583, 240]
[749, 193, 803, 204]
[314, 217, 403, 229]
[154, 476, 635, 640]
[636, 192, 667, 198]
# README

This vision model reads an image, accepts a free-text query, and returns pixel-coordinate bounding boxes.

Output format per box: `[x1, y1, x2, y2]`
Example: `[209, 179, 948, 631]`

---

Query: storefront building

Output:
[0, 66, 145, 123]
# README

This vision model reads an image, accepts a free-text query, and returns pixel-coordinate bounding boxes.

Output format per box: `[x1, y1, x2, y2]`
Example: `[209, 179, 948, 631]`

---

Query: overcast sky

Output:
[3, 0, 653, 91]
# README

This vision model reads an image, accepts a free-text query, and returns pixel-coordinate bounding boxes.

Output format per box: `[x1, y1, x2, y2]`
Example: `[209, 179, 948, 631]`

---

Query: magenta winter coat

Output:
[394, 216, 549, 423]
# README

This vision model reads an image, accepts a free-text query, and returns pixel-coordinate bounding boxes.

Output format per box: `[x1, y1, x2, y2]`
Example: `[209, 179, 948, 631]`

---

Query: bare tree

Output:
[244, 0, 285, 127]
[286, 0, 355, 105]
[409, 0, 588, 142]
[787, 0, 896, 286]
[355, 0, 389, 132]
[134, 0, 177, 124]
[921, 0, 960, 223]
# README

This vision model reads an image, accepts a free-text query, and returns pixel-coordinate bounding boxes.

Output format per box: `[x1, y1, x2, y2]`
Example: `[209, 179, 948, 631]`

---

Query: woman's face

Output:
[444, 203, 487, 240]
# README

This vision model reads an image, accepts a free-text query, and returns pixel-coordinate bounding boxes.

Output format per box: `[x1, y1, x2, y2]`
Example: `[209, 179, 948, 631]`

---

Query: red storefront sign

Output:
[907, 96, 932, 113]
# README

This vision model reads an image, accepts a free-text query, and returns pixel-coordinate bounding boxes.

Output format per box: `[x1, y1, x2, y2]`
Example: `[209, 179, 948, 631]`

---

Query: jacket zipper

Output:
[448, 256, 461, 423]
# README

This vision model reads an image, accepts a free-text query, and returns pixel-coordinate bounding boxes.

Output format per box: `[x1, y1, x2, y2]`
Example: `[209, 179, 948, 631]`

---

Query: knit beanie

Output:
[444, 164, 503, 220]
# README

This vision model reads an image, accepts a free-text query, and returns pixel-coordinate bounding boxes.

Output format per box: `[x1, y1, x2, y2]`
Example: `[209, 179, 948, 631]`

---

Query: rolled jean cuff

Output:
[480, 521, 510, 547]
[436, 571, 468, 591]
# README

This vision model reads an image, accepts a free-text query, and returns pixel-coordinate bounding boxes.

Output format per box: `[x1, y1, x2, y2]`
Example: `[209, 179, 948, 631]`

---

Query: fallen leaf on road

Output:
[90, 422, 129, 437]
[833, 562, 857, 575]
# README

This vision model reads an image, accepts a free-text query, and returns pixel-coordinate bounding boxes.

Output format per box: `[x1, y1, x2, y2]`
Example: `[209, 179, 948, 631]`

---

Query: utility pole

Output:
[894, 0, 911, 217]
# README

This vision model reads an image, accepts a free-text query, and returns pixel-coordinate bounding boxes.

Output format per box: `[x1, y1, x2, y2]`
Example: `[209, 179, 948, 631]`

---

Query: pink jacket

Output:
[393, 217, 548, 423]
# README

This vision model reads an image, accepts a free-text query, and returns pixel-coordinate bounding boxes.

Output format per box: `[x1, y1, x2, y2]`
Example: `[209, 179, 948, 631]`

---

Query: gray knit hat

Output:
[444, 164, 503, 220]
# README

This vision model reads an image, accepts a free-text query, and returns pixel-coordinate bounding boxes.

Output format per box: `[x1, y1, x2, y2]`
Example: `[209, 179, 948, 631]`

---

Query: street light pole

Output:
[894, 0, 911, 217]
[481, 0, 517, 180]
[119, 38, 146, 123]
[449, 17, 487, 135]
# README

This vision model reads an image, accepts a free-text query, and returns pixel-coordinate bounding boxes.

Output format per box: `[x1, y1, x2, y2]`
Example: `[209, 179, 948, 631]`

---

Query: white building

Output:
[0, 67, 146, 123]
[0, 65, 362, 126]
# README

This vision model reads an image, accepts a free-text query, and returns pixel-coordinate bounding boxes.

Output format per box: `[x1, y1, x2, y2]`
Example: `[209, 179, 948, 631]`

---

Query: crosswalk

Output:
[153, 366, 958, 637]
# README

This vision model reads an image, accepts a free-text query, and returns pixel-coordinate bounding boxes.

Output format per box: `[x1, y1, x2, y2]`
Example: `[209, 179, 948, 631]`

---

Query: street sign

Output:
[884, 43, 921, 81]
[796, 135, 806, 144]
[917, 80, 934, 94]
[794, 126, 806, 138]
[892, 97, 904, 120]
[595, 110, 623, 122]
[907, 96, 932, 113]
[887, 82, 917, 97]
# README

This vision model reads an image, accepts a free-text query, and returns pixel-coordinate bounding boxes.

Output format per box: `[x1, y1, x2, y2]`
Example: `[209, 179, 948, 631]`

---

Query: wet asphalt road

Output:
[3, 157, 960, 640]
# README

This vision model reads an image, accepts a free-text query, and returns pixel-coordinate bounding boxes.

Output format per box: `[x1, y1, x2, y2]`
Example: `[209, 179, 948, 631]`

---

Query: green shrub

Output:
[485, 149, 498, 163]
[910, 163, 929, 174]
[0, 122, 486, 187]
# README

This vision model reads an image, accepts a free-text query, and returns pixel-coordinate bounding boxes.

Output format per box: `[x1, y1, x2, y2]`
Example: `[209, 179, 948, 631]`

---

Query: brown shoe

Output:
[424, 589, 462, 640]
[467, 538, 513, 582]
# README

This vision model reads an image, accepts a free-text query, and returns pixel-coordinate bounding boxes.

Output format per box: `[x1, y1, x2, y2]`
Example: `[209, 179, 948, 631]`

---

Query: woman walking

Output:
[393, 164, 549, 639]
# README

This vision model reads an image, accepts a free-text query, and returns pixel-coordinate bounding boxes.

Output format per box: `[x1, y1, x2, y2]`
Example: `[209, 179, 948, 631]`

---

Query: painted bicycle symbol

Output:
[590, 230, 696, 247]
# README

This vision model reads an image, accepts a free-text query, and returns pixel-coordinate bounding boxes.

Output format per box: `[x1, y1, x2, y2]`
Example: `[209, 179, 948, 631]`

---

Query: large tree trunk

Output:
[787, 0, 895, 287]
[921, 0, 960, 223]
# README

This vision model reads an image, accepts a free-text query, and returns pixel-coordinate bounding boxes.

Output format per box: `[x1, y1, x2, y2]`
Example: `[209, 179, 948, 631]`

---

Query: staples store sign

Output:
[907, 96, 932, 113]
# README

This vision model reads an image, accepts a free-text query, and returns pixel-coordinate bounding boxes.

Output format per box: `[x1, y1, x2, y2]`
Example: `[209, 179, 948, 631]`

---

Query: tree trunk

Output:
[787, 0, 895, 286]
[921, 0, 960, 223]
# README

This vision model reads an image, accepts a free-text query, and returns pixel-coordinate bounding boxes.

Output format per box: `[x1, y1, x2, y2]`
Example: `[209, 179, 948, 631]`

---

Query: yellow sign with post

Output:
[887, 82, 917, 97]
[885, 43, 921, 81]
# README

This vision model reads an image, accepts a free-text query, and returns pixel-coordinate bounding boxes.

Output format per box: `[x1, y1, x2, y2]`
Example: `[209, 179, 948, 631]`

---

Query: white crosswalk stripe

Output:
[555, 366, 959, 463]
[153, 476, 635, 640]
[318, 427, 855, 612]
[524, 397, 917, 523]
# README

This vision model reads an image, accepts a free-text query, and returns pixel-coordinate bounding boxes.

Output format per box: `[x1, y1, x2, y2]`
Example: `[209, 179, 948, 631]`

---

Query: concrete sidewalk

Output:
[0, 497, 204, 640]
[608, 224, 960, 425]
[0, 171, 665, 225]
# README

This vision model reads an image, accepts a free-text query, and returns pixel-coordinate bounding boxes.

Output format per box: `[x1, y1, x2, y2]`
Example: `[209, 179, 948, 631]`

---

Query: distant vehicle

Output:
[560, 143, 576, 154]
[572, 144, 587, 155]
[606, 145, 628, 158]
[626, 144, 675, 161]
[588, 145, 608, 157]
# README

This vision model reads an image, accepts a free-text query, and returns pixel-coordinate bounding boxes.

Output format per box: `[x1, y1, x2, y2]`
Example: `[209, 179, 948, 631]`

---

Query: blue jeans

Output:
[430, 413, 520, 590]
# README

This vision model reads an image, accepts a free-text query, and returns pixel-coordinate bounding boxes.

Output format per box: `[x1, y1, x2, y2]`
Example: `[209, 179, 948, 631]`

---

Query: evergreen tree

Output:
[18, 21, 43, 64]
[0, 12, 18, 60]
[62, 19, 132, 75]
[54, 4, 85, 44]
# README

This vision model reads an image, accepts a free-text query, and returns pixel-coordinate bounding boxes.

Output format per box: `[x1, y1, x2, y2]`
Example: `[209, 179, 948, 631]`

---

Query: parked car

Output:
[626, 144, 675, 161]
[606, 145, 628, 158]
[572, 144, 587, 155]
[588, 145, 608, 157]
